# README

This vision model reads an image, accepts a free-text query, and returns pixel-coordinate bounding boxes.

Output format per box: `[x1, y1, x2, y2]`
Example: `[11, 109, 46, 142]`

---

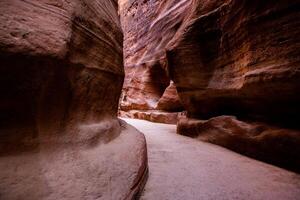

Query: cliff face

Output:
[0, 0, 147, 199]
[119, 0, 300, 172]
[168, 0, 300, 126]
[0, 0, 124, 137]
[170, 0, 300, 172]
[118, 0, 185, 123]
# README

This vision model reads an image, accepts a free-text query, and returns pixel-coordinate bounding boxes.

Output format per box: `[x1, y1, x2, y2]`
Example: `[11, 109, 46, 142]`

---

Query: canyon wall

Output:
[168, 0, 300, 126]
[0, 0, 147, 199]
[119, 0, 300, 172]
[118, 0, 185, 124]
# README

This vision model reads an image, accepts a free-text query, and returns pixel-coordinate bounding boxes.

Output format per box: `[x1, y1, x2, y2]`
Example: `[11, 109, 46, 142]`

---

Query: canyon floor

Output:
[123, 118, 300, 200]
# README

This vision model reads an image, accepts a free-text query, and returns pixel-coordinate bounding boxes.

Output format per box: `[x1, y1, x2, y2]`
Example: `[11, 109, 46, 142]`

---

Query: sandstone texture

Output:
[167, 0, 300, 126]
[169, 0, 300, 172]
[178, 116, 300, 172]
[120, 110, 181, 124]
[118, 0, 184, 122]
[0, 0, 147, 199]
[120, 61, 170, 111]
[156, 81, 184, 112]
[118, 0, 300, 171]
[0, 120, 148, 200]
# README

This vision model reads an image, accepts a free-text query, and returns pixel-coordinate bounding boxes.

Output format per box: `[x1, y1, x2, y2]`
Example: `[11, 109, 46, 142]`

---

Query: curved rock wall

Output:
[0, 0, 124, 137]
[118, 0, 185, 123]
[119, 0, 300, 171]
[168, 0, 300, 127]
[0, 0, 147, 199]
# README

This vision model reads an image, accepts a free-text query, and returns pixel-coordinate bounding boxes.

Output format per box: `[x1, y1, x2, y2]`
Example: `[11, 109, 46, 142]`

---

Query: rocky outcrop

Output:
[178, 116, 300, 172]
[119, 0, 300, 171]
[156, 81, 184, 112]
[118, 0, 184, 123]
[0, 0, 147, 199]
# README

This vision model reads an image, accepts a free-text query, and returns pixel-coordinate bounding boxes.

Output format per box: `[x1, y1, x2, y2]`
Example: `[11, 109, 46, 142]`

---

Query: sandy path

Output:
[123, 118, 300, 200]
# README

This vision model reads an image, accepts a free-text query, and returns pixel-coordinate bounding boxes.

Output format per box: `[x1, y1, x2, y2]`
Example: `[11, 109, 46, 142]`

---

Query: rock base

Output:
[177, 116, 300, 173]
[119, 110, 181, 124]
[0, 120, 148, 200]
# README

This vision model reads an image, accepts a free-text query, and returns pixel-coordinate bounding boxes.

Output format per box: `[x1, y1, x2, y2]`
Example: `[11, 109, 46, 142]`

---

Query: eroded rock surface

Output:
[169, 0, 300, 172]
[178, 116, 300, 172]
[118, 0, 184, 123]
[120, 61, 170, 111]
[0, 0, 147, 199]
[167, 0, 300, 126]
[156, 81, 184, 112]
[118, 0, 300, 171]
[120, 110, 181, 124]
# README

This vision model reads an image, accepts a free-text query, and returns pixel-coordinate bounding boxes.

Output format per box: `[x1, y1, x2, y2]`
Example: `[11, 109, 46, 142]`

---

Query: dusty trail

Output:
[123, 118, 300, 200]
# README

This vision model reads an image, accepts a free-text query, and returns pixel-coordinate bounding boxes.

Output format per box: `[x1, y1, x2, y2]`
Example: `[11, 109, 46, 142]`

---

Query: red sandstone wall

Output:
[119, 0, 300, 172]
[0, 1, 147, 198]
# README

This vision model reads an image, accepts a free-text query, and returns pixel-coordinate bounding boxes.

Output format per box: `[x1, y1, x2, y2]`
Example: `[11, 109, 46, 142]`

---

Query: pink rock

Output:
[0, 0, 147, 199]
[156, 81, 184, 112]
[177, 115, 300, 172]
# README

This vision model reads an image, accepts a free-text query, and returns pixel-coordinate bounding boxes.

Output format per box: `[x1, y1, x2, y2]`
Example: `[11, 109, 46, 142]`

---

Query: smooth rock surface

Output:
[124, 118, 300, 200]
[156, 81, 183, 112]
[178, 115, 300, 172]
[120, 61, 170, 111]
[0, 0, 123, 133]
[0, 1, 147, 199]
[118, 0, 300, 170]
[0, 120, 148, 200]
[118, 0, 184, 117]
[120, 0, 300, 125]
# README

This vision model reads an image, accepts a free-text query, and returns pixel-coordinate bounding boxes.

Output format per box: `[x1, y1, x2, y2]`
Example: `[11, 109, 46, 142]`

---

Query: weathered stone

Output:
[156, 81, 184, 112]
[167, 0, 300, 126]
[0, 0, 147, 199]
[118, 0, 300, 172]
[120, 61, 170, 111]
[120, 110, 180, 124]
[118, 0, 185, 119]
[177, 115, 300, 173]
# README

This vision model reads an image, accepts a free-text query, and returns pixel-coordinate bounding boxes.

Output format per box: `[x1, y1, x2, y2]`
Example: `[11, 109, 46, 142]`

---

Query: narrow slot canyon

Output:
[0, 0, 300, 200]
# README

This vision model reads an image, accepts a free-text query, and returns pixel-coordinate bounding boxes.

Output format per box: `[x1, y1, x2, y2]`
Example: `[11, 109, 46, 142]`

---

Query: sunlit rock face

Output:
[119, 0, 300, 171]
[0, 0, 147, 199]
[118, 0, 185, 123]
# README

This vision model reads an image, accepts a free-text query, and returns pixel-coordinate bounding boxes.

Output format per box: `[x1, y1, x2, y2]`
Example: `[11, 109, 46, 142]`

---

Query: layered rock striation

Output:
[167, 0, 300, 126]
[119, 0, 300, 171]
[168, 0, 300, 171]
[178, 115, 300, 173]
[0, 0, 147, 199]
[118, 0, 185, 123]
